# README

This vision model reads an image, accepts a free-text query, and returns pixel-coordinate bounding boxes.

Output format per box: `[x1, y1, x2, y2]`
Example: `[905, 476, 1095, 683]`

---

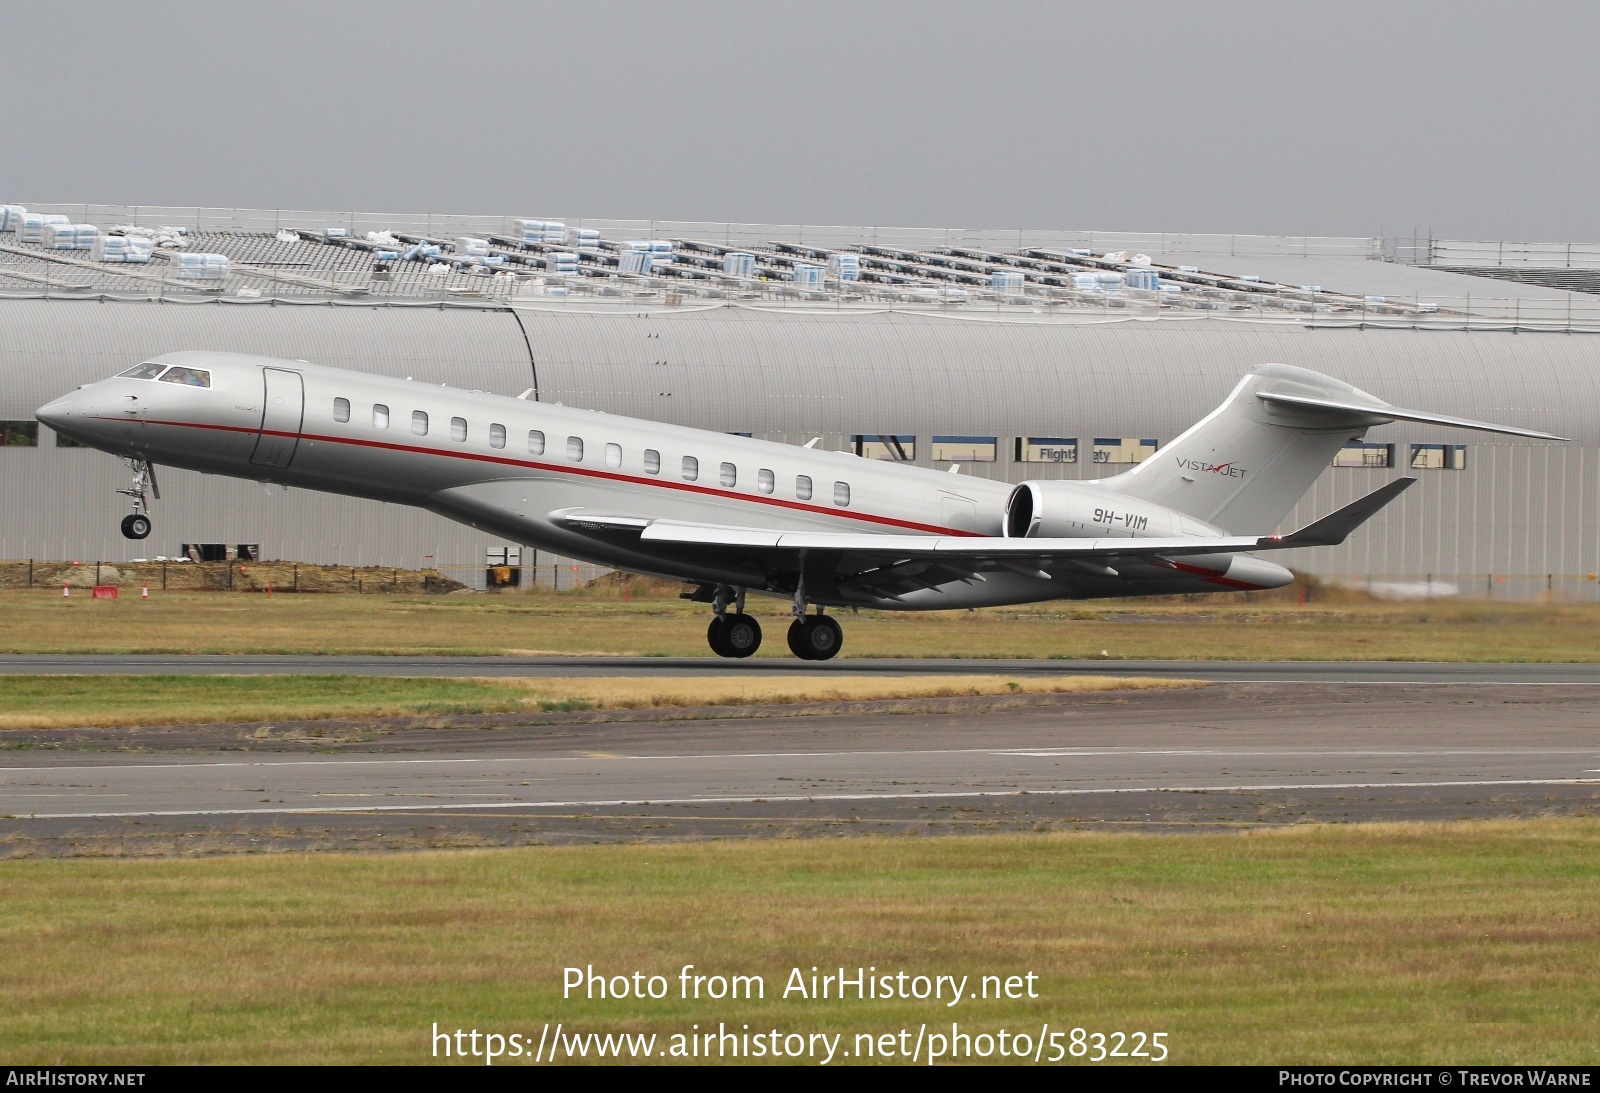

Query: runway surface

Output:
[4, 654, 1600, 684]
[2, 682, 1597, 853]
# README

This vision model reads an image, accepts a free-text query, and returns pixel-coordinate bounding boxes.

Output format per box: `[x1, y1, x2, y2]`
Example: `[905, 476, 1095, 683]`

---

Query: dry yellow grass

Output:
[0, 673, 1198, 730]
[482, 672, 1200, 710]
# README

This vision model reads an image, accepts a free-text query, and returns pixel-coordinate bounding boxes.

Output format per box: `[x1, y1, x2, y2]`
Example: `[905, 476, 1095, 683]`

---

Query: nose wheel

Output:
[787, 615, 843, 661]
[117, 458, 159, 540]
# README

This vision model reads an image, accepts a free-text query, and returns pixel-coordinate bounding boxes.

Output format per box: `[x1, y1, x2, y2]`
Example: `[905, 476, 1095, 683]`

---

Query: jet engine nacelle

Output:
[1003, 480, 1222, 540]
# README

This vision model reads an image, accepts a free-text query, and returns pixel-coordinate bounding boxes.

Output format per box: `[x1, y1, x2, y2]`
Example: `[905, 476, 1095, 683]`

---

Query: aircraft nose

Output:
[36, 389, 95, 446]
[35, 394, 73, 430]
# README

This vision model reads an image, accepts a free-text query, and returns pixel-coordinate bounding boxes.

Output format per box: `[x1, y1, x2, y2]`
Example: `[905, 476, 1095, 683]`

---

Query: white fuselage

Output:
[36, 351, 1290, 607]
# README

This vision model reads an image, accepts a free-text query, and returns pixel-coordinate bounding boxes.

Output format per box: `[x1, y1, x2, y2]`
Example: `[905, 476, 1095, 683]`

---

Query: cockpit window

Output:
[118, 362, 168, 380]
[157, 366, 212, 389]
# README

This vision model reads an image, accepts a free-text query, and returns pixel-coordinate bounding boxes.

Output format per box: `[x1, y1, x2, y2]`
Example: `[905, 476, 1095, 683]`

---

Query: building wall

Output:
[2, 297, 1595, 596]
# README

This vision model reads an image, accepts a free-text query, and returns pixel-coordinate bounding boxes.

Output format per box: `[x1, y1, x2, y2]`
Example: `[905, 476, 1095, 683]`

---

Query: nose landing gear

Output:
[705, 585, 762, 658]
[117, 459, 159, 540]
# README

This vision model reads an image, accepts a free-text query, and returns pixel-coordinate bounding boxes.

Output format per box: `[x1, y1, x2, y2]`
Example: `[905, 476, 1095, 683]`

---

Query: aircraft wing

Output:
[560, 478, 1415, 591]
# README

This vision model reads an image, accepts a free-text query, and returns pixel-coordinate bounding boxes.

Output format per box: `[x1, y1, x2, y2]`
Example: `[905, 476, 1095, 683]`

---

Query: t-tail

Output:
[1098, 363, 1565, 534]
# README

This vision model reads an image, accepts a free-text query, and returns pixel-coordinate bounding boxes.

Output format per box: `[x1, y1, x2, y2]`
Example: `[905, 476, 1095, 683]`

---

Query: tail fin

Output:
[1100, 363, 1563, 534]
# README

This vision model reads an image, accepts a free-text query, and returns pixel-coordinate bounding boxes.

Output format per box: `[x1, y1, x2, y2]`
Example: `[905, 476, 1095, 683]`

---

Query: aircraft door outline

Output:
[250, 367, 304, 468]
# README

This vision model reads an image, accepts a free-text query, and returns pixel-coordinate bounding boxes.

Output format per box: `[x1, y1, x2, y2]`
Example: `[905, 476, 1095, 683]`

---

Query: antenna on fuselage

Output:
[516, 388, 534, 400]
[803, 437, 822, 449]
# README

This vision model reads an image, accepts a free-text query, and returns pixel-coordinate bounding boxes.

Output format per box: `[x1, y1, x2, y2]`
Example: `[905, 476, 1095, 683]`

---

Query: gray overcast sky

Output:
[2, 1, 1596, 241]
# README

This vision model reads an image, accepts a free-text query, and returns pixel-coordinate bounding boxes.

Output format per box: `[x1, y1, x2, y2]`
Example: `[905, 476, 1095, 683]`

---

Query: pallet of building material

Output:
[41, 223, 99, 250]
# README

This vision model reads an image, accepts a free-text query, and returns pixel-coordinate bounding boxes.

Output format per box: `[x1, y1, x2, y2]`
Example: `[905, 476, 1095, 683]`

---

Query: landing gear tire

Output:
[787, 615, 843, 661]
[120, 514, 151, 540]
[708, 613, 762, 658]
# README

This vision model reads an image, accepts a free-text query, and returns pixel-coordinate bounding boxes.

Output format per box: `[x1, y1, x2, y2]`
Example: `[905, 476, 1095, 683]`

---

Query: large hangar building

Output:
[1, 202, 1597, 599]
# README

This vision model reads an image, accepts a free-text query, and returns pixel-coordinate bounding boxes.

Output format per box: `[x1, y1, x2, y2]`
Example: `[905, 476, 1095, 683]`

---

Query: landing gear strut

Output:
[785, 571, 842, 661]
[117, 459, 158, 541]
[705, 585, 762, 658]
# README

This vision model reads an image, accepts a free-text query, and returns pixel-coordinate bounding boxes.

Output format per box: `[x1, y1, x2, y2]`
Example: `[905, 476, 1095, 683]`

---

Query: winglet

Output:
[1264, 477, 1416, 549]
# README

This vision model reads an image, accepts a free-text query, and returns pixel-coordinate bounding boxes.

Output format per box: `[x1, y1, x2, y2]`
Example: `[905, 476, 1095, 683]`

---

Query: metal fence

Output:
[1404, 239, 1600, 270]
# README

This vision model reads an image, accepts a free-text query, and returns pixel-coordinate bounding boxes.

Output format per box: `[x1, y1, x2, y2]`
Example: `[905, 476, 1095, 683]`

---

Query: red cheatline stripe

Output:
[1167, 558, 1267, 591]
[99, 416, 984, 537]
[97, 418, 1274, 587]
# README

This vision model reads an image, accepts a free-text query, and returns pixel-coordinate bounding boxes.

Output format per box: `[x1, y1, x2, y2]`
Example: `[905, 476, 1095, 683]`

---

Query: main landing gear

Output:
[701, 579, 844, 661]
[117, 459, 158, 540]
[785, 570, 842, 661]
[786, 614, 842, 661]
[706, 586, 762, 659]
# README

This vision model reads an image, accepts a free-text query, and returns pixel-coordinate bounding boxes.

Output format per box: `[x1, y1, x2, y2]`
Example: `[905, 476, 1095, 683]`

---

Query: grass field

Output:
[0, 673, 1196, 730]
[8, 588, 1600, 660]
[1, 822, 1596, 1064]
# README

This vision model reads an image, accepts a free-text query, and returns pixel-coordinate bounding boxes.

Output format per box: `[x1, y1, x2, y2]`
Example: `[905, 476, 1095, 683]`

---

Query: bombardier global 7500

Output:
[36, 352, 1560, 660]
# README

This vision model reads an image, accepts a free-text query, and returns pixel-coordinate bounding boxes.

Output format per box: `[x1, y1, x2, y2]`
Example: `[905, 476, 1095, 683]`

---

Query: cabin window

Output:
[118, 362, 167, 380]
[158, 366, 212, 388]
[605, 442, 622, 469]
[720, 462, 737, 488]
[834, 481, 851, 507]
[644, 448, 661, 474]
[1092, 437, 1158, 464]
[757, 468, 775, 494]
[489, 423, 506, 449]
[412, 410, 429, 436]
[1015, 437, 1077, 463]
[372, 404, 389, 429]
[1410, 443, 1467, 470]
[567, 436, 584, 461]
[332, 398, 351, 423]
[451, 416, 468, 442]
[682, 455, 699, 481]
[931, 435, 997, 462]
[796, 474, 813, 500]
[0, 422, 39, 447]
[852, 434, 916, 460]
[528, 429, 545, 455]
[1333, 441, 1394, 468]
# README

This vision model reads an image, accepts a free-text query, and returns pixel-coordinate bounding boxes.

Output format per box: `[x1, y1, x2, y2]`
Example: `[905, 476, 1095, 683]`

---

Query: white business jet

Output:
[36, 352, 1560, 660]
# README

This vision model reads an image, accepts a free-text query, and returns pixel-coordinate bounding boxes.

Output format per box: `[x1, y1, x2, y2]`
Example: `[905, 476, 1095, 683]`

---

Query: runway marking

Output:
[4, 747, 1594, 774]
[18, 778, 1600, 820]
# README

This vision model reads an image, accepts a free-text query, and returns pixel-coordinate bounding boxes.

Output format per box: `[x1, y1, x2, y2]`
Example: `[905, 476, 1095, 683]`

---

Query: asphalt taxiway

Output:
[2, 682, 1595, 854]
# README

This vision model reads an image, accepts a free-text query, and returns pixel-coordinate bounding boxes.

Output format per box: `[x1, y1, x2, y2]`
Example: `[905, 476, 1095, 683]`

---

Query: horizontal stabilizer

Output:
[1256, 391, 1567, 441]
[1268, 477, 1415, 548]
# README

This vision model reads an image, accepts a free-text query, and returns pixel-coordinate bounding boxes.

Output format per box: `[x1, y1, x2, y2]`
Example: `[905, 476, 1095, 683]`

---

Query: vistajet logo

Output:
[1177, 457, 1248, 479]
